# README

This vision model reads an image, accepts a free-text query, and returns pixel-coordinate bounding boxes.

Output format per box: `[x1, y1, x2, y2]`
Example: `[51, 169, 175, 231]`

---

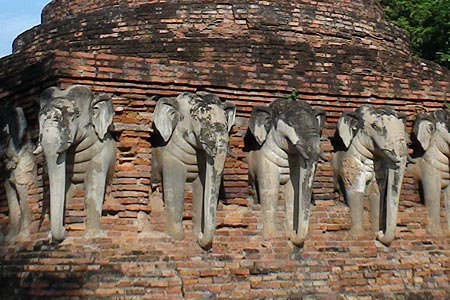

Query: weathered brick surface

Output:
[1, 0, 450, 299]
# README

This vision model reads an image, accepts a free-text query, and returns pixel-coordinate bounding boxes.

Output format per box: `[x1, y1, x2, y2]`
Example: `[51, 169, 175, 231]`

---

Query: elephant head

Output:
[336, 105, 407, 245]
[39, 85, 114, 154]
[411, 108, 450, 234]
[152, 92, 236, 249]
[247, 99, 325, 246]
[338, 106, 407, 167]
[38, 85, 115, 241]
[249, 100, 326, 164]
[413, 109, 450, 153]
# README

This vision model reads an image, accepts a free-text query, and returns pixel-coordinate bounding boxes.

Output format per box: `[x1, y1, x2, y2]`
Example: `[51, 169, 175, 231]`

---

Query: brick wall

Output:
[1, 1, 450, 299]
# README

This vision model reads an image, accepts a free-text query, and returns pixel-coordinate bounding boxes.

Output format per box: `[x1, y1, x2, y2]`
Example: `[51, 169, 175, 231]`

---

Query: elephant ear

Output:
[396, 111, 407, 125]
[248, 106, 272, 145]
[40, 87, 59, 111]
[337, 112, 362, 148]
[153, 97, 179, 142]
[435, 109, 450, 129]
[223, 101, 236, 132]
[2, 107, 27, 149]
[414, 115, 435, 151]
[91, 94, 114, 140]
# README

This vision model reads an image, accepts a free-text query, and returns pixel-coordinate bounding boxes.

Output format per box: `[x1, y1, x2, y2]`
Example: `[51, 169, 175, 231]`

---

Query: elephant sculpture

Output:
[409, 109, 450, 235]
[245, 98, 326, 247]
[151, 92, 236, 250]
[36, 85, 116, 241]
[0, 107, 36, 242]
[333, 105, 407, 245]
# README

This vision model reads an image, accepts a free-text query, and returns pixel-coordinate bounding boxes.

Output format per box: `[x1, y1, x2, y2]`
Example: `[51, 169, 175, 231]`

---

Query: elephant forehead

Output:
[271, 100, 316, 123]
[366, 113, 402, 127]
[191, 105, 227, 123]
[288, 111, 315, 124]
[41, 98, 78, 116]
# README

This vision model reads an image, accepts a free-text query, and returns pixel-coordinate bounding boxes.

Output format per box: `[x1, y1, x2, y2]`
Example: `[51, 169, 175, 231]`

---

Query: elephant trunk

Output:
[41, 126, 67, 241]
[376, 163, 405, 246]
[290, 161, 314, 247]
[197, 152, 225, 250]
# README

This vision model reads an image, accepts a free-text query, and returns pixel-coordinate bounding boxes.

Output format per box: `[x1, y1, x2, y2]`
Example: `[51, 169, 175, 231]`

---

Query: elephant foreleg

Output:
[4, 180, 20, 241]
[84, 167, 108, 238]
[368, 180, 380, 235]
[257, 158, 281, 238]
[443, 185, 450, 233]
[346, 189, 365, 237]
[422, 166, 442, 235]
[16, 184, 31, 240]
[162, 156, 187, 240]
[248, 170, 259, 206]
[84, 176, 105, 237]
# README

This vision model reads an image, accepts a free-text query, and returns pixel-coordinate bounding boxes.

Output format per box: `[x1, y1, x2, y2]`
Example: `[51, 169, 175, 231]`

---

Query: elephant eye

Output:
[371, 122, 380, 131]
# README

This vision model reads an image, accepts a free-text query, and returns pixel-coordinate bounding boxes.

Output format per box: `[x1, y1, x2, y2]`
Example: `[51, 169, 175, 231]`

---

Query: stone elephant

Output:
[333, 105, 407, 245]
[245, 99, 326, 247]
[151, 92, 236, 250]
[0, 107, 36, 242]
[409, 109, 450, 235]
[36, 85, 116, 241]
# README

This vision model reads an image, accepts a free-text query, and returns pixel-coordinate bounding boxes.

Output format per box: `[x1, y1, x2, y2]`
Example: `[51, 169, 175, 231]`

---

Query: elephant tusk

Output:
[33, 143, 43, 155]
[295, 144, 310, 160]
[57, 142, 72, 155]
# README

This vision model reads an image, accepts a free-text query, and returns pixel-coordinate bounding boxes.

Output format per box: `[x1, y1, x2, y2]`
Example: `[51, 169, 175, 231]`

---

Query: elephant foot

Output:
[4, 229, 20, 244]
[349, 227, 364, 238]
[85, 229, 106, 239]
[426, 225, 443, 236]
[4, 233, 17, 244]
[16, 229, 31, 243]
[165, 223, 184, 240]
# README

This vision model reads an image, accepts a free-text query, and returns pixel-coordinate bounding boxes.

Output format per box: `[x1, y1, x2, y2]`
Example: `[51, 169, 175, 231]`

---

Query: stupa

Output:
[0, 1, 449, 298]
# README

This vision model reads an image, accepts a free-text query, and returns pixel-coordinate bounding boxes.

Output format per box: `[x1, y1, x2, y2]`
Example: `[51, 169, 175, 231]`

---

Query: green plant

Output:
[287, 88, 299, 101]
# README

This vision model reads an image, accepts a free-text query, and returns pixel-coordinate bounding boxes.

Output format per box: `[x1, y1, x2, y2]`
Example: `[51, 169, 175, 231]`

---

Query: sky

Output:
[0, 0, 51, 58]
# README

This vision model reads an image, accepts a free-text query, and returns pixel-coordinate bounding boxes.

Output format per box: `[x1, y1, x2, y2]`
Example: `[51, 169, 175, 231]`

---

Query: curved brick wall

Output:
[1, 0, 450, 299]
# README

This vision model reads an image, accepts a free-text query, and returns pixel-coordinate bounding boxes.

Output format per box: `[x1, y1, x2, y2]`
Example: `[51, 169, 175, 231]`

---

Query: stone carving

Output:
[36, 85, 116, 241]
[333, 106, 407, 245]
[0, 107, 36, 242]
[245, 99, 326, 247]
[409, 109, 450, 235]
[151, 92, 236, 250]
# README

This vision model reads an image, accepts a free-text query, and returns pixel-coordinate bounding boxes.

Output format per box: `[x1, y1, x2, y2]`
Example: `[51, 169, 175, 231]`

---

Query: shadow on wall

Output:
[0, 247, 126, 299]
[0, 56, 57, 240]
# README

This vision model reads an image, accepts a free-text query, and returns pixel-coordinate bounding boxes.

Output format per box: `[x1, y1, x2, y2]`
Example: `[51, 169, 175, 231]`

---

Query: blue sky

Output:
[0, 0, 50, 58]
